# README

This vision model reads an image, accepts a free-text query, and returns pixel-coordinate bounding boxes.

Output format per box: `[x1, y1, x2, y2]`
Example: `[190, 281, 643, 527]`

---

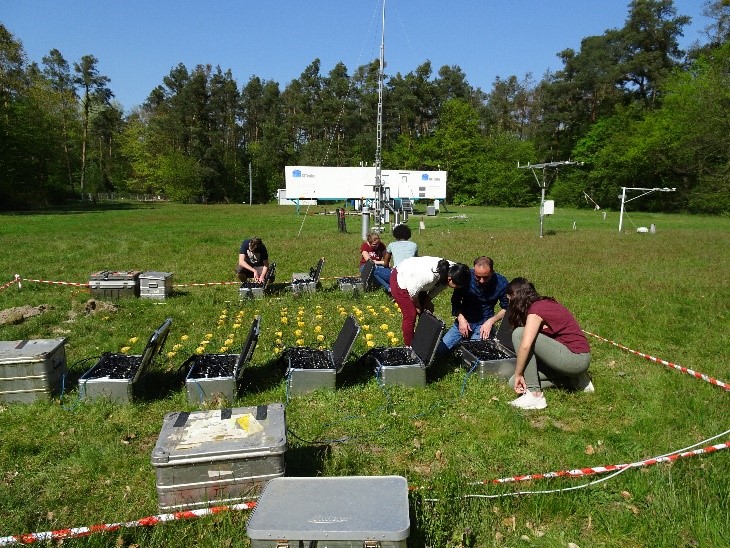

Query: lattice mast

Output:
[373, 0, 386, 228]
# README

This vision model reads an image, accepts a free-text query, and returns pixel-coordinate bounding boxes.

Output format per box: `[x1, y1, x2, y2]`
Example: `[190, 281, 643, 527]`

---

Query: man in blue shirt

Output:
[436, 256, 509, 355]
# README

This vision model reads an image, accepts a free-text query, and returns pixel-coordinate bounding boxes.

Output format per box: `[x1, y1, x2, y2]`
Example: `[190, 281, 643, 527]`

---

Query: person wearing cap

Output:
[436, 256, 509, 355]
[389, 256, 471, 346]
[236, 237, 269, 283]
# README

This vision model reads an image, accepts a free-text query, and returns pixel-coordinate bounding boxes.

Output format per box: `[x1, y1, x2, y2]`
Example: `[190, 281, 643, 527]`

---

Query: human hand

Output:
[514, 375, 527, 394]
[480, 321, 494, 340]
[458, 316, 470, 337]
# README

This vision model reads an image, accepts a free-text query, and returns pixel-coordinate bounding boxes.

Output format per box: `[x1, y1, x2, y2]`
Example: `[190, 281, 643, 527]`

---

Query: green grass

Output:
[0, 202, 728, 547]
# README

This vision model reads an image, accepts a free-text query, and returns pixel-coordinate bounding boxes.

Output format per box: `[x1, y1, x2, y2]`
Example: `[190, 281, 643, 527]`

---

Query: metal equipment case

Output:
[290, 257, 325, 294]
[0, 338, 67, 403]
[337, 259, 375, 294]
[240, 263, 276, 301]
[457, 339, 516, 380]
[284, 316, 360, 396]
[152, 403, 286, 512]
[369, 311, 444, 388]
[139, 271, 174, 300]
[247, 475, 410, 547]
[184, 317, 261, 404]
[78, 318, 172, 403]
[88, 270, 141, 299]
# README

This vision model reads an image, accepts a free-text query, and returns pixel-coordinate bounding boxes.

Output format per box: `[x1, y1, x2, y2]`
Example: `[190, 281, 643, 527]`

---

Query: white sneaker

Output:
[574, 373, 595, 393]
[510, 391, 547, 410]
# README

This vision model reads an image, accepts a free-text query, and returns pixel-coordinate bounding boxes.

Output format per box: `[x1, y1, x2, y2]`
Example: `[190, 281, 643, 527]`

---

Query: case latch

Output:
[363, 542, 381, 548]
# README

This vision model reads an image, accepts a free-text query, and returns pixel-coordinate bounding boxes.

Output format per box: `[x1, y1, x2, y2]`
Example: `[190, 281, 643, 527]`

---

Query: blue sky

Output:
[2, 0, 712, 113]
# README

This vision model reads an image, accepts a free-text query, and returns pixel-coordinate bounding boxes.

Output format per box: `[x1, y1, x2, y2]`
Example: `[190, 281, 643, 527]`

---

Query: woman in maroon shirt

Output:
[505, 277, 592, 410]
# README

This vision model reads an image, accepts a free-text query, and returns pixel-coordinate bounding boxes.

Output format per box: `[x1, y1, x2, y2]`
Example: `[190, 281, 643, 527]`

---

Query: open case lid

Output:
[495, 315, 514, 352]
[360, 259, 375, 288]
[331, 315, 360, 372]
[411, 311, 445, 368]
[133, 317, 172, 381]
[310, 257, 325, 284]
[263, 262, 276, 287]
[234, 316, 261, 380]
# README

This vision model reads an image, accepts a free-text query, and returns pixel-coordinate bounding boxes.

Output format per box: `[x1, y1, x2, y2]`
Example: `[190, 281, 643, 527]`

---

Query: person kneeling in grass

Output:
[506, 277, 593, 410]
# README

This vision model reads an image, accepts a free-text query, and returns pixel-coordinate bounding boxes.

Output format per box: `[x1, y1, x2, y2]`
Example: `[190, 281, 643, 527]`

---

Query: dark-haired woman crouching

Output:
[506, 277, 593, 410]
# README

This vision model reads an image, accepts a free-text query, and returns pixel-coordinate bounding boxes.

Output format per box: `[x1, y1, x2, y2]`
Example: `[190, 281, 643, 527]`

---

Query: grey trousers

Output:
[512, 327, 591, 391]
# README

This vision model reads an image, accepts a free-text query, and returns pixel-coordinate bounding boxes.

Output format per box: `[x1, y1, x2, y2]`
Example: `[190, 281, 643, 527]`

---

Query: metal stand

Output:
[618, 187, 676, 232]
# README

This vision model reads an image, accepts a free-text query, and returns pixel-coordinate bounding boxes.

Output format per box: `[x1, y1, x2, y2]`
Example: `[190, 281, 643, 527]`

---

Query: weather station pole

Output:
[618, 187, 676, 232]
[373, 0, 386, 231]
[518, 160, 582, 238]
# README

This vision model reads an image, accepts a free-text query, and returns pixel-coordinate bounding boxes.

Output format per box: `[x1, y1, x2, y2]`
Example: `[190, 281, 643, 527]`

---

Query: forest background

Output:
[1, 0, 729, 214]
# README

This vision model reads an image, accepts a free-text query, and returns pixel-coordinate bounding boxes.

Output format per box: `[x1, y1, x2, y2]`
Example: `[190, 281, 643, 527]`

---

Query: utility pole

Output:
[518, 160, 582, 238]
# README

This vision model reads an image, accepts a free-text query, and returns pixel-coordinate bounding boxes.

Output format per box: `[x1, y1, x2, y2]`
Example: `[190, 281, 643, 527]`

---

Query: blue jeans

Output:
[367, 265, 391, 292]
[436, 320, 492, 355]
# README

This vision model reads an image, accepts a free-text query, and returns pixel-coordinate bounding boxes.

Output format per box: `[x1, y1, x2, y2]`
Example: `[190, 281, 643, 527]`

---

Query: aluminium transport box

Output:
[139, 271, 174, 300]
[284, 315, 360, 396]
[152, 403, 286, 512]
[247, 475, 409, 547]
[78, 318, 172, 403]
[457, 338, 516, 381]
[0, 338, 67, 403]
[369, 311, 444, 388]
[89, 270, 141, 299]
[337, 259, 375, 294]
[240, 263, 276, 301]
[184, 316, 261, 404]
[291, 257, 325, 294]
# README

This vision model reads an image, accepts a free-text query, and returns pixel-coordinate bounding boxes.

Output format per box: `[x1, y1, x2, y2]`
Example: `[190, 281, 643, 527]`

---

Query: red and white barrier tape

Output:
[0, 501, 256, 546]
[172, 281, 239, 287]
[0, 275, 21, 292]
[19, 277, 89, 288]
[469, 439, 730, 486]
[584, 330, 730, 391]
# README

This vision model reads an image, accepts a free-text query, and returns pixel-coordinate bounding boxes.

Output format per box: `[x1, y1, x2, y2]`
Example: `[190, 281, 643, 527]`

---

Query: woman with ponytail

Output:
[506, 277, 593, 410]
[390, 256, 470, 346]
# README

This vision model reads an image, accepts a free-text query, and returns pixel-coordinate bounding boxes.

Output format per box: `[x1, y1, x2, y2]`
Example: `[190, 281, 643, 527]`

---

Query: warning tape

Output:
[19, 277, 89, 288]
[468, 440, 730, 486]
[0, 501, 256, 546]
[0, 275, 21, 292]
[583, 330, 730, 391]
[172, 281, 239, 287]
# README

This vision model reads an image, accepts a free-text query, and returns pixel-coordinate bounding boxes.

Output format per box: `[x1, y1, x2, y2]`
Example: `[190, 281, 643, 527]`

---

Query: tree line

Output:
[1, 0, 728, 213]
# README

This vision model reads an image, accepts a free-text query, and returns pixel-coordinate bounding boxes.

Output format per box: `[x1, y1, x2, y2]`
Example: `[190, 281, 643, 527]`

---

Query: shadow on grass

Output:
[240, 358, 287, 395]
[284, 443, 332, 477]
[1, 201, 160, 216]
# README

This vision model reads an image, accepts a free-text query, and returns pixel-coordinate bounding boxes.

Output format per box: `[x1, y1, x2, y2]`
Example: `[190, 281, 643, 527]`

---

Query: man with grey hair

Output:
[436, 256, 509, 355]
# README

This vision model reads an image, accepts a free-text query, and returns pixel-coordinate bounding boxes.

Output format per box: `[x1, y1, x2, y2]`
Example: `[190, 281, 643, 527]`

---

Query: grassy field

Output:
[0, 202, 728, 547]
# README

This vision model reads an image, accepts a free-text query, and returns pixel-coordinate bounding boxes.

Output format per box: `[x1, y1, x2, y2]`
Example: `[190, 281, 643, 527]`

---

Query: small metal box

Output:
[0, 338, 67, 403]
[184, 317, 261, 404]
[370, 311, 444, 388]
[240, 263, 276, 301]
[139, 271, 174, 300]
[291, 257, 325, 294]
[152, 403, 286, 512]
[337, 259, 375, 294]
[88, 270, 141, 299]
[284, 316, 360, 396]
[247, 475, 409, 547]
[457, 338, 516, 380]
[78, 318, 172, 403]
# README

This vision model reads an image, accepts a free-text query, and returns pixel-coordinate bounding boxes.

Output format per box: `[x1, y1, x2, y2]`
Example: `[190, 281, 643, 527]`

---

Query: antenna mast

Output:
[374, 0, 386, 229]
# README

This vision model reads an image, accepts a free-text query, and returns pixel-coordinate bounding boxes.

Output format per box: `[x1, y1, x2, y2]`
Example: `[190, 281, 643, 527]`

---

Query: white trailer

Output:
[284, 166, 446, 201]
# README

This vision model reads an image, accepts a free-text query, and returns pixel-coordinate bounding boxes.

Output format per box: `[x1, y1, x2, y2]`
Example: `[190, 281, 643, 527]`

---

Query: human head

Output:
[365, 231, 382, 245]
[392, 223, 412, 241]
[248, 237, 263, 251]
[435, 259, 470, 288]
[506, 277, 541, 327]
[473, 256, 494, 286]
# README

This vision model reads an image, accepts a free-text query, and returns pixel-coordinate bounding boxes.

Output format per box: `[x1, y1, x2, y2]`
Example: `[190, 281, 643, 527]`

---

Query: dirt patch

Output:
[0, 304, 51, 326]
[67, 299, 118, 320]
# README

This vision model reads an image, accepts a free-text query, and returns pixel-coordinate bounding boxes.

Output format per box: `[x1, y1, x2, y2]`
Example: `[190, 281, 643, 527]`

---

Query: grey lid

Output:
[234, 316, 261, 380]
[311, 257, 325, 283]
[411, 311, 445, 368]
[360, 259, 375, 287]
[0, 338, 66, 363]
[139, 271, 173, 279]
[331, 315, 360, 372]
[133, 318, 172, 381]
[247, 476, 409, 541]
[151, 403, 286, 464]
